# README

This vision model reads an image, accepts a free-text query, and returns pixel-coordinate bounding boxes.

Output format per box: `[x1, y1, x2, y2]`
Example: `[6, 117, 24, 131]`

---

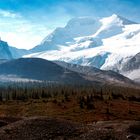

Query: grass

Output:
[0, 96, 139, 123]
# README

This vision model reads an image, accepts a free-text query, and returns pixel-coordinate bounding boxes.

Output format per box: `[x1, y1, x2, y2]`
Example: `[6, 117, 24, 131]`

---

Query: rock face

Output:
[120, 52, 140, 82]
[122, 52, 140, 72]
[0, 40, 13, 59]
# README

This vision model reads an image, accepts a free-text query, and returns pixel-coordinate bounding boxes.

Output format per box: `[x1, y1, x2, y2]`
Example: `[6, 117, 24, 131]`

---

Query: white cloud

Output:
[0, 9, 52, 49]
[0, 9, 21, 18]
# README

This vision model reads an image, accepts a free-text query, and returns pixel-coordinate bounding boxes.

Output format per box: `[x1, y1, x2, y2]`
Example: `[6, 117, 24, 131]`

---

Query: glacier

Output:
[17, 14, 140, 81]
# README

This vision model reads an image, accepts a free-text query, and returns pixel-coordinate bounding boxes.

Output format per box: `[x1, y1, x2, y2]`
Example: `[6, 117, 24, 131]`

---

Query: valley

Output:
[0, 7, 140, 140]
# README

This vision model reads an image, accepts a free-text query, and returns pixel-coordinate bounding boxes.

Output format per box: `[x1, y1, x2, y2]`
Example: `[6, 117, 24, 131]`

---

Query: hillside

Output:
[0, 58, 89, 84]
[0, 58, 136, 87]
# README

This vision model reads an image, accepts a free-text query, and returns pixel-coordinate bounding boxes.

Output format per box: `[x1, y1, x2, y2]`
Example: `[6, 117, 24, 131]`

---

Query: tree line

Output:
[0, 82, 139, 104]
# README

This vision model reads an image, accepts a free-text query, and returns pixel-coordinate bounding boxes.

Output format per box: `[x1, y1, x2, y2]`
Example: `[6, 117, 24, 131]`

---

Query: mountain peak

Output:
[66, 17, 98, 28]
[0, 40, 13, 59]
[34, 16, 101, 51]
[100, 14, 137, 26]
[30, 14, 139, 54]
[64, 16, 101, 37]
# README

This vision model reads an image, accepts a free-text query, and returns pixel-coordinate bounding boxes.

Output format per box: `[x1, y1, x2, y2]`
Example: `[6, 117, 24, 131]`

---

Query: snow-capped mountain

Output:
[24, 14, 140, 82]
[0, 40, 13, 59]
[1, 14, 138, 82]
[30, 14, 137, 53]
[30, 17, 101, 52]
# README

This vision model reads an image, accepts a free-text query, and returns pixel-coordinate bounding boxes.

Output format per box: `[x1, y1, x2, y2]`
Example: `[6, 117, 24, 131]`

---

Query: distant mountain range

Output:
[0, 14, 140, 83]
[0, 40, 12, 59]
[0, 40, 28, 59]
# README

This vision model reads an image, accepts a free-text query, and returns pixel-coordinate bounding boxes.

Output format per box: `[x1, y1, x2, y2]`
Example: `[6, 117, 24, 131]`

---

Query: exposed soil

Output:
[0, 117, 139, 140]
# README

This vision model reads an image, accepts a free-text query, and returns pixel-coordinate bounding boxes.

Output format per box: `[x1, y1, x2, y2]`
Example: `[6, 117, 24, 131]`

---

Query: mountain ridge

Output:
[0, 58, 136, 87]
[23, 14, 140, 82]
[0, 14, 140, 82]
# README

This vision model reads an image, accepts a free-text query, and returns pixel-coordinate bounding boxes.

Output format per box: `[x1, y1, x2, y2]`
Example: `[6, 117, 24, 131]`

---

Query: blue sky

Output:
[0, 0, 140, 49]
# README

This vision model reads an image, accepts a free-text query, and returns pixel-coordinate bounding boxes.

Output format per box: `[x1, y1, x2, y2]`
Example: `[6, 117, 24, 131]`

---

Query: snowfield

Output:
[23, 14, 140, 81]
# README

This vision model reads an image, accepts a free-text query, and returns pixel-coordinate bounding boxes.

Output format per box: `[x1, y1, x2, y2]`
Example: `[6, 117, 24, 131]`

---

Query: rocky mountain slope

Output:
[55, 61, 134, 85]
[121, 52, 140, 82]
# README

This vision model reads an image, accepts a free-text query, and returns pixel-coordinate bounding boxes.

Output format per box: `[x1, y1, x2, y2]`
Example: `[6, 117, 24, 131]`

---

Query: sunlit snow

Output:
[24, 14, 140, 80]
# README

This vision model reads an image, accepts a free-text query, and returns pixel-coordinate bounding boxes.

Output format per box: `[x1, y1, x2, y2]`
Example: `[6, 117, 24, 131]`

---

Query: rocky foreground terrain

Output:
[0, 117, 139, 140]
